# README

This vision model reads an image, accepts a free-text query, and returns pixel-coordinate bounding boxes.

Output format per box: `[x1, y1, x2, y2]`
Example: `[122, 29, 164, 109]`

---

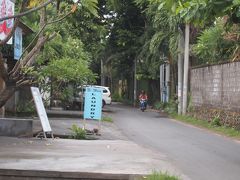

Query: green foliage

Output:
[70, 124, 86, 139]
[42, 57, 96, 83]
[172, 114, 240, 138]
[149, 32, 167, 54]
[164, 99, 178, 114]
[134, 1, 180, 80]
[16, 101, 35, 114]
[153, 101, 167, 110]
[112, 93, 123, 102]
[154, 99, 177, 114]
[143, 171, 180, 180]
[211, 116, 221, 127]
[192, 21, 236, 65]
[102, 0, 146, 82]
[154, 0, 239, 25]
[30, 35, 96, 103]
[102, 116, 113, 123]
[59, 87, 74, 105]
[80, 0, 99, 17]
[169, 33, 179, 60]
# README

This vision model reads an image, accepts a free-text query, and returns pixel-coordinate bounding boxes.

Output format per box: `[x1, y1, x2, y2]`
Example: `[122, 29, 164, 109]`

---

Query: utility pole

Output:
[165, 63, 170, 102]
[101, 59, 104, 86]
[133, 58, 137, 107]
[160, 65, 162, 101]
[182, 24, 190, 115]
[177, 31, 184, 114]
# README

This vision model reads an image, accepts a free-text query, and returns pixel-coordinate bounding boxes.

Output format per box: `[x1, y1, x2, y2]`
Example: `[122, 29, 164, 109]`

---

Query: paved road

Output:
[108, 103, 240, 180]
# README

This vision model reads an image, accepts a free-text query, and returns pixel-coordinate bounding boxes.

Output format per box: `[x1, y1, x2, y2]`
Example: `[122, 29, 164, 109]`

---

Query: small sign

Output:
[84, 87, 102, 120]
[31, 87, 52, 133]
[14, 27, 22, 60]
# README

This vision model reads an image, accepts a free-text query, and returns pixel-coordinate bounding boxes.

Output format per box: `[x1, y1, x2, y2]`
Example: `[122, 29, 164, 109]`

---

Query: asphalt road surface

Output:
[108, 103, 240, 180]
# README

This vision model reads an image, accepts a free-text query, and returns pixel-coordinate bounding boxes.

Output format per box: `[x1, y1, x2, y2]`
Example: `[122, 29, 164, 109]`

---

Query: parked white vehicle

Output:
[76, 85, 112, 108]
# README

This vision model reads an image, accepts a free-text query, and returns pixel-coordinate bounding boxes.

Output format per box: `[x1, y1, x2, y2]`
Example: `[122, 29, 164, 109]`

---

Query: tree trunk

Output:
[182, 24, 190, 115]
[0, 7, 50, 110]
[0, 78, 5, 117]
[0, 85, 16, 108]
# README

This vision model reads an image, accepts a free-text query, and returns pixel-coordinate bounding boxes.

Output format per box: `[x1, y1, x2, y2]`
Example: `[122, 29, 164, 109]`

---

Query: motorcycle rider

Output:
[138, 90, 148, 110]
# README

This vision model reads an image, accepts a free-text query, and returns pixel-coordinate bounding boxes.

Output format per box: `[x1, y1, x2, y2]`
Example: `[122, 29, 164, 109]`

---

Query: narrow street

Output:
[108, 103, 240, 180]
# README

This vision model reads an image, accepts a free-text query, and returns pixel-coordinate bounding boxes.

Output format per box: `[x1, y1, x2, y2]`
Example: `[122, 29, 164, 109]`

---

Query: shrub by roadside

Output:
[154, 100, 240, 139]
[141, 171, 180, 180]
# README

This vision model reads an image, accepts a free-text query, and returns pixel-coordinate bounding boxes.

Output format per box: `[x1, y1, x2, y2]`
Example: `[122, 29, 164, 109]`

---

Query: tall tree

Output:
[101, 0, 145, 100]
[0, 0, 98, 111]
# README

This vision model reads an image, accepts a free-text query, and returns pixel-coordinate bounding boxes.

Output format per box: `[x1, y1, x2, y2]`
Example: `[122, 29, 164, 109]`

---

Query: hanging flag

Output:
[14, 27, 22, 60]
[0, 0, 14, 44]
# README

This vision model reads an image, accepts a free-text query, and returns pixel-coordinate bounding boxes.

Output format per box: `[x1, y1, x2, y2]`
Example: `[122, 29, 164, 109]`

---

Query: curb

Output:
[0, 169, 143, 180]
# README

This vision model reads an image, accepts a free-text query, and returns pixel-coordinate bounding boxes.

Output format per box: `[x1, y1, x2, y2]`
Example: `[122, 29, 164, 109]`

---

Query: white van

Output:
[77, 85, 112, 107]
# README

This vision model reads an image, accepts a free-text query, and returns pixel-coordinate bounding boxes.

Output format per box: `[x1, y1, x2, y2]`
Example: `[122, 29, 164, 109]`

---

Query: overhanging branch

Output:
[0, 0, 55, 22]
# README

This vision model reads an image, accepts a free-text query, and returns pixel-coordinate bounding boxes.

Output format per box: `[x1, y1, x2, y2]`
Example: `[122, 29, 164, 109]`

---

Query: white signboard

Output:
[31, 87, 52, 133]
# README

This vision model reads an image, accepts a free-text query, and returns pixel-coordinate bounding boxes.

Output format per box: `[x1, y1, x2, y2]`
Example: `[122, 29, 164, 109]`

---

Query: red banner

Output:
[0, 0, 14, 44]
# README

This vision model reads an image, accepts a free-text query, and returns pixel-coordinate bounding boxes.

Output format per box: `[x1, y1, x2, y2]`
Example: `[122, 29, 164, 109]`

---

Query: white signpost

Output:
[31, 87, 53, 139]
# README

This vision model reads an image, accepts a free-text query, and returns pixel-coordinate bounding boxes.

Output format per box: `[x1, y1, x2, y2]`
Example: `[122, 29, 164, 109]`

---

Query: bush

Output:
[16, 101, 36, 114]
[112, 93, 123, 102]
[164, 99, 178, 114]
[154, 101, 167, 110]
[153, 99, 177, 114]
[70, 124, 86, 139]
[192, 21, 234, 65]
[211, 116, 221, 127]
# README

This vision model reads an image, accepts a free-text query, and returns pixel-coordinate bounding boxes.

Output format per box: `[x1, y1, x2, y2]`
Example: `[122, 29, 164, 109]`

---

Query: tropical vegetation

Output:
[0, 0, 239, 114]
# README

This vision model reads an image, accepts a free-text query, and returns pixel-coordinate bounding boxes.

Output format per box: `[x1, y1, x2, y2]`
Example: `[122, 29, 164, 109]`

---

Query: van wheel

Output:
[102, 100, 106, 108]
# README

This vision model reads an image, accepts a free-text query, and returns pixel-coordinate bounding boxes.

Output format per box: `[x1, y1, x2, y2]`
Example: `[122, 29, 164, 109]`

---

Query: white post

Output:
[101, 59, 104, 86]
[166, 64, 170, 102]
[159, 65, 161, 101]
[182, 24, 190, 115]
[178, 33, 184, 114]
[160, 65, 164, 102]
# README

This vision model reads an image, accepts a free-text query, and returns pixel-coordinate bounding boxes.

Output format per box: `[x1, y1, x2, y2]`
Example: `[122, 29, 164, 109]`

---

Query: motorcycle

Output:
[140, 99, 147, 112]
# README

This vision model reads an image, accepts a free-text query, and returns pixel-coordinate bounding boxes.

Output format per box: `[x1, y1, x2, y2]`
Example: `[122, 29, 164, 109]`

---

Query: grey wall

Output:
[191, 62, 240, 111]
[0, 118, 33, 137]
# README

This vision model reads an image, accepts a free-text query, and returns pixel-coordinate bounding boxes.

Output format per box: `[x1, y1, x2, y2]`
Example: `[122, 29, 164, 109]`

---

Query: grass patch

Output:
[70, 124, 86, 139]
[102, 116, 113, 123]
[142, 171, 180, 180]
[171, 114, 240, 139]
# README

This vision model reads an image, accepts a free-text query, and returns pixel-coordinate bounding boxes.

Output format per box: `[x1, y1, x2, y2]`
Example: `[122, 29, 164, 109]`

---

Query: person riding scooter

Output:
[138, 90, 148, 111]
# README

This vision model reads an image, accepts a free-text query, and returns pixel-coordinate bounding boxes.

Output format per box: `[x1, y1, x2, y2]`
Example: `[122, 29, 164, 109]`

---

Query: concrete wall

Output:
[0, 77, 5, 117]
[191, 62, 240, 111]
[0, 118, 33, 137]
